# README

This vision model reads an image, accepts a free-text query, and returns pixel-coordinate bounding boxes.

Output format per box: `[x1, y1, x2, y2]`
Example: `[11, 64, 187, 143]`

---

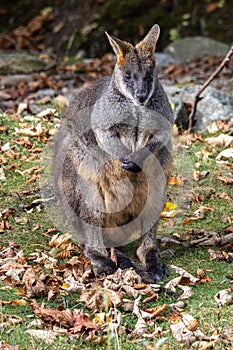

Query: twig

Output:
[187, 45, 233, 133]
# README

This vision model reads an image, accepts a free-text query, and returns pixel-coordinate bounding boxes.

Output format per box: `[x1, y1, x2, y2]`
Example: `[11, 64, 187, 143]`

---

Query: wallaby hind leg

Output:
[85, 227, 117, 275]
[137, 224, 169, 282]
[115, 249, 155, 284]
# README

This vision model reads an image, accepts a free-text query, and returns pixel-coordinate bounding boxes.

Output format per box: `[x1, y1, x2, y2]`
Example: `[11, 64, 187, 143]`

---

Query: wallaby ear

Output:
[105, 32, 132, 65]
[136, 24, 160, 61]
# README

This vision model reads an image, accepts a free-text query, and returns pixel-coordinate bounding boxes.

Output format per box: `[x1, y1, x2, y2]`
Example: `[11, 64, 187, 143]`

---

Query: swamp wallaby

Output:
[53, 24, 174, 283]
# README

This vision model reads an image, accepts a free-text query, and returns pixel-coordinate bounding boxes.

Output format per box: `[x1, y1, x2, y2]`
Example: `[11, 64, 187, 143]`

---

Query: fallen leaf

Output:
[168, 176, 183, 186]
[178, 285, 194, 300]
[1, 299, 27, 306]
[214, 289, 232, 305]
[0, 220, 12, 232]
[216, 192, 232, 201]
[36, 108, 58, 118]
[106, 307, 123, 334]
[80, 287, 122, 311]
[69, 311, 96, 334]
[145, 304, 168, 317]
[14, 216, 28, 225]
[170, 265, 199, 284]
[206, 135, 233, 148]
[208, 249, 233, 262]
[217, 176, 233, 185]
[22, 267, 48, 298]
[216, 148, 233, 160]
[161, 202, 183, 218]
[196, 268, 211, 283]
[0, 344, 20, 350]
[54, 95, 70, 109]
[0, 168, 6, 181]
[192, 169, 200, 181]
[31, 300, 75, 328]
[170, 311, 204, 345]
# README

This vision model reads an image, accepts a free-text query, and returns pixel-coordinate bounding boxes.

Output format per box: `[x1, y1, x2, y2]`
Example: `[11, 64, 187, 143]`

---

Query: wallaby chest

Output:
[91, 96, 157, 153]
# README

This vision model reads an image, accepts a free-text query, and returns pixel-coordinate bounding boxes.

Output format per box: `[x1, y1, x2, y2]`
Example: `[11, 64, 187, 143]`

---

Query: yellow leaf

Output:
[164, 201, 177, 211]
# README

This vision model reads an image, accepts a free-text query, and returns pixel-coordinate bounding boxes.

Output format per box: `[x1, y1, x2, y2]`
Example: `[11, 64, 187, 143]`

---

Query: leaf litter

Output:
[1, 58, 233, 348]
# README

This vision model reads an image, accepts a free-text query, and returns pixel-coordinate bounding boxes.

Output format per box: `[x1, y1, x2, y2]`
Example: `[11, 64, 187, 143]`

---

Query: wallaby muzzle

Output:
[136, 90, 148, 104]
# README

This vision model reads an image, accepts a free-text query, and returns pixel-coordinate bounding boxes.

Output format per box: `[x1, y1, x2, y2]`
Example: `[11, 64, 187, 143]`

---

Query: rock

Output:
[155, 52, 178, 68]
[0, 51, 55, 74]
[164, 85, 233, 132]
[164, 37, 230, 63]
[1, 74, 34, 86]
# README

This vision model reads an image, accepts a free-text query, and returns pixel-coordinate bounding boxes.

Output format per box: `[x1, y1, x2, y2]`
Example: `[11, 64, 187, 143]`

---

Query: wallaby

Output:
[53, 24, 174, 283]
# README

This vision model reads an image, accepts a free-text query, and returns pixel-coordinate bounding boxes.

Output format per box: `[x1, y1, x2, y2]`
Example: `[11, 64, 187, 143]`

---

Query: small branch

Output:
[187, 45, 233, 133]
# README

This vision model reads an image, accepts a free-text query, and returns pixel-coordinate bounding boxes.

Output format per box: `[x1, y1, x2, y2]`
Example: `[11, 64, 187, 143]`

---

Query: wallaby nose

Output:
[136, 91, 147, 103]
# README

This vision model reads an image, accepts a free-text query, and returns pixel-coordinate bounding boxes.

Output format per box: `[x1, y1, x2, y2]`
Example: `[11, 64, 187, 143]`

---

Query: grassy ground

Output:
[0, 111, 233, 349]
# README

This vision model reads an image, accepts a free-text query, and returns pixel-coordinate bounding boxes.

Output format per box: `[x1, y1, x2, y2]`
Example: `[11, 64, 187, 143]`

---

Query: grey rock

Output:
[155, 52, 178, 68]
[1, 74, 34, 87]
[0, 51, 54, 74]
[164, 85, 233, 131]
[164, 37, 230, 63]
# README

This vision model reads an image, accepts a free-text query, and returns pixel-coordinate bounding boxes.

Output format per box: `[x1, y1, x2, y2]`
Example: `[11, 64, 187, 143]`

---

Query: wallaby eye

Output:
[124, 72, 131, 82]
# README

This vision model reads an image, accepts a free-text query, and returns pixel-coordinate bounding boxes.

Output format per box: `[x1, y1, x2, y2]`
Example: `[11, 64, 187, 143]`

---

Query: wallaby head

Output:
[106, 24, 160, 106]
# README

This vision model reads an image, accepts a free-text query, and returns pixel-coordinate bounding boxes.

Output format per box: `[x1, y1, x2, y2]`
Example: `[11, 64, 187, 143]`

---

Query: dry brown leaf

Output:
[0, 344, 20, 350]
[178, 285, 194, 300]
[196, 268, 212, 283]
[208, 248, 233, 262]
[69, 311, 96, 334]
[53, 95, 70, 109]
[31, 300, 75, 328]
[1, 299, 27, 306]
[132, 317, 149, 337]
[216, 148, 233, 160]
[216, 192, 232, 201]
[170, 265, 199, 284]
[107, 307, 123, 334]
[145, 304, 167, 317]
[133, 296, 153, 320]
[15, 123, 45, 137]
[36, 108, 58, 118]
[214, 289, 232, 305]
[168, 176, 183, 186]
[192, 169, 200, 181]
[217, 176, 233, 185]
[170, 311, 204, 345]
[0, 220, 12, 232]
[0, 155, 8, 165]
[49, 233, 72, 249]
[0, 168, 6, 181]
[22, 267, 48, 298]
[206, 134, 233, 148]
[142, 292, 159, 303]
[80, 287, 122, 311]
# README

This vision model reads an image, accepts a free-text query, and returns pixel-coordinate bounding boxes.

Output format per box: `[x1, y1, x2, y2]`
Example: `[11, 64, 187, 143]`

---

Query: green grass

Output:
[1, 112, 233, 349]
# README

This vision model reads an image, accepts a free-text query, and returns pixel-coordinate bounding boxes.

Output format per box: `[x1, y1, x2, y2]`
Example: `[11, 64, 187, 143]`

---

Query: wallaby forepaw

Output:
[122, 160, 142, 173]
[148, 262, 170, 282]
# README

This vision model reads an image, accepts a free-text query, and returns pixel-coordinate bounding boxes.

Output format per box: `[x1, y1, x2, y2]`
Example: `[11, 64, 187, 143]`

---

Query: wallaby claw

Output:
[97, 260, 117, 276]
[147, 262, 170, 282]
[122, 160, 142, 173]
